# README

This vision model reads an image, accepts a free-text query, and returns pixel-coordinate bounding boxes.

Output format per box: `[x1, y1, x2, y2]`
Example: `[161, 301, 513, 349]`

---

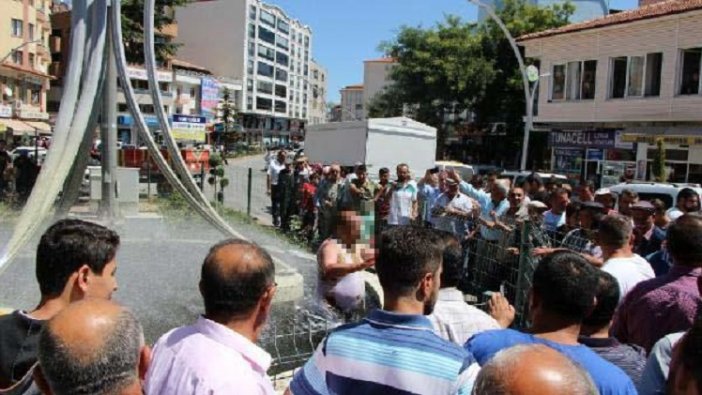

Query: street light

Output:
[0, 39, 46, 64]
[466, 0, 534, 171]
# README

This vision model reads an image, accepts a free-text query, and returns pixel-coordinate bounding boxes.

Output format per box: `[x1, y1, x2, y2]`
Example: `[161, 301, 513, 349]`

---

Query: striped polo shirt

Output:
[289, 309, 479, 395]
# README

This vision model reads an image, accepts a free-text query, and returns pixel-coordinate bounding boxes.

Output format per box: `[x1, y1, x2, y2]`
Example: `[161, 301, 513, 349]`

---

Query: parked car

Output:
[608, 182, 702, 209]
[10, 146, 48, 164]
[499, 171, 569, 188]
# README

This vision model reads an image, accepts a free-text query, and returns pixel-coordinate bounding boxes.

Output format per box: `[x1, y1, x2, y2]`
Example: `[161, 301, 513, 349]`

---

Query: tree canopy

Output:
[120, 0, 190, 64]
[369, 0, 574, 162]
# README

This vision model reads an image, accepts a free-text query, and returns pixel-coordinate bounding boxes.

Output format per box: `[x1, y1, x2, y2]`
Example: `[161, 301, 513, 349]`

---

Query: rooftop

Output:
[171, 58, 211, 74]
[364, 57, 397, 63]
[341, 84, 364, 90]
[518, 0, 702, 41]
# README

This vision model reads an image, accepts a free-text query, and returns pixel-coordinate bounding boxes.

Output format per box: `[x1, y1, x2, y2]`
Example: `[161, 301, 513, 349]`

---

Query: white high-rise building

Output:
[176, 0, 314, 145]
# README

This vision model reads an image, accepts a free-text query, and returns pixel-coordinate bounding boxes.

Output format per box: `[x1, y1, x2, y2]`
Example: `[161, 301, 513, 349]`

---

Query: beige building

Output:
[519, 0, 702, 184]
[340, 84, 364, 122]
[363, 58, 396, 118]
[308, 59, 327, 125]
[0, 0, 53, 143]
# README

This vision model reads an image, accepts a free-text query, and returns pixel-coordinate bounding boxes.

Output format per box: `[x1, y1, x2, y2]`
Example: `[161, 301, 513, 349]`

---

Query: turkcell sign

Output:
[172, 114, 207, 142]
[549, 130, 616, 149]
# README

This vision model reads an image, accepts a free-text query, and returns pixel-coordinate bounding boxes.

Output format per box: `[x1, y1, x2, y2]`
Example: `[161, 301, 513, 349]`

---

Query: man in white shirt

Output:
[429, 232, 514, 345]
[597, 215, 654, 301]
[266, 150, 287, 227]
[388, 163, 418, 226]
[146, 240, 277, 395]
[431, 178, 475, 237]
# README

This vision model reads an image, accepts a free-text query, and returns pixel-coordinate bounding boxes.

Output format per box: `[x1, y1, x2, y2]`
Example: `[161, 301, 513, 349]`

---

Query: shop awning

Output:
[0, 119, 34, 136]
[24, 121, 52, 135]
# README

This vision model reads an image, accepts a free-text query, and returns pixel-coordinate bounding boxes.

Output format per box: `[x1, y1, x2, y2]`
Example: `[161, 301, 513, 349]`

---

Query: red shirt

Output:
[301, 182, 317, 213]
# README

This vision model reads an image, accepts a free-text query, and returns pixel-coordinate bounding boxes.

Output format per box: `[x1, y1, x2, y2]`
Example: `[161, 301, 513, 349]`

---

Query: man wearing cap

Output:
[431, 178, 475, 237]
[595, 188, 617, 215]
[631, 201, 666, 258]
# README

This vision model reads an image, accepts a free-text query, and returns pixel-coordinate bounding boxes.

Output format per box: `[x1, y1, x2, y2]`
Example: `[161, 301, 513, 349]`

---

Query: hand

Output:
[532, 247, 552, 257]
[488, 293, 516, 328]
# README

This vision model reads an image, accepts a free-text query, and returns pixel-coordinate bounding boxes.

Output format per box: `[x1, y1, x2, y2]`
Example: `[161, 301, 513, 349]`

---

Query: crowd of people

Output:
[2, 151, 702, 393]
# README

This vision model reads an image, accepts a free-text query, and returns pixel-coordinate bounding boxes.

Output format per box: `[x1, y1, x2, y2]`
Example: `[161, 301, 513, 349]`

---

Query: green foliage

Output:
[219, 88, 238, 134]
[208, 153, 223, 168]
[370, 0, 574, 161]
[652, 138, 666, 182]
[120, 0, 190, 64]
[219, 177, 229, 189]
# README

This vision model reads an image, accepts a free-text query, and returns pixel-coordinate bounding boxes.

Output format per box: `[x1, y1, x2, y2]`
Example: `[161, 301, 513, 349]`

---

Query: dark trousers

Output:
[271, 184, 281, 226]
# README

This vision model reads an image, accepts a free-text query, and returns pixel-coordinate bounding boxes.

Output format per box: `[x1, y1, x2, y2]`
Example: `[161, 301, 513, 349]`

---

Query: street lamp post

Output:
[0, 39, 46, 64]
[466, 0, 534, 171]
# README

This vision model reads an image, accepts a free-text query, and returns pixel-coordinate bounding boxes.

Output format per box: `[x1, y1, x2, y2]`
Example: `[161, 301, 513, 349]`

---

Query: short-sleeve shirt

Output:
[601, 255, 655, 302]
[465, 329, 638, 395]
[267, 160, 285, 186]
[431, 192, 474, 237]
[289, 309, 480, 395]
[542, 210, 566, 233]
[387, 181, 418, 226]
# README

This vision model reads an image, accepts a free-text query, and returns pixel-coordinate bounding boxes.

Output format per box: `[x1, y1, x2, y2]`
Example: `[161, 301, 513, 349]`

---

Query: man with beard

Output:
[387, 163, 418, 226]
[289, 226, 480, 394]
[667, 188, 700, 221]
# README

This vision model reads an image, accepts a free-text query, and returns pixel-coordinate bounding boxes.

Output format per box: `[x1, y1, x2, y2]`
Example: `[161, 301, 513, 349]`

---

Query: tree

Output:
[473, 0, 574, 167]
[120, 0, 190, 64]
[369, 16, 495, 158]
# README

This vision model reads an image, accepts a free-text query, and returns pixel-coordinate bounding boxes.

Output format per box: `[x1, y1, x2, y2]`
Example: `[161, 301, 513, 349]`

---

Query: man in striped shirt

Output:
[288, 226, 480, 395]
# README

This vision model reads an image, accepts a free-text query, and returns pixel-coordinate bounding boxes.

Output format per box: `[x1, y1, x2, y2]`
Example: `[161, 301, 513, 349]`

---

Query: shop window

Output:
[551, 64, 565, 100]
[680, 48, 701, 95]
[256, 97, 272, 111]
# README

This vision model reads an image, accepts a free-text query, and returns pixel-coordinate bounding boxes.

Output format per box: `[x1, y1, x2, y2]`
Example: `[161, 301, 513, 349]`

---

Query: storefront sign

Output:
[200, 77, 220, 120]
[118, 115, 160, 128]
[0, 105, 12, 118]
[586, 149, 604, 161]
[172, 114, 206, 142]
[17, 109, 49, 120]
[127, 67, 172, 82]
[621, 134, 702, 146]
[550, 130, 616, 149]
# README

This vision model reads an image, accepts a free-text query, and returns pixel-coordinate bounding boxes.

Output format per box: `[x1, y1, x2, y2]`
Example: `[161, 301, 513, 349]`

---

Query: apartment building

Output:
[519, 0, 702, 184]
[176, 0, 317, 146]
[308, 59, 327, 125]
[0, 0, 53, 143]
[478, 0, 608, 23]
[363, 58, 396, 118]
[340, 84, 364, 122]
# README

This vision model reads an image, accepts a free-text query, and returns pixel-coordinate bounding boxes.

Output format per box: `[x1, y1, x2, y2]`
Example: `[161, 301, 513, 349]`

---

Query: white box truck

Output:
[305, 117, 437, 176]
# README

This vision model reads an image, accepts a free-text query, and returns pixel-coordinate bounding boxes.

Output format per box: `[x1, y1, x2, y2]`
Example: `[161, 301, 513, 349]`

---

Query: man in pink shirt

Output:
[145, 240, 277, 394]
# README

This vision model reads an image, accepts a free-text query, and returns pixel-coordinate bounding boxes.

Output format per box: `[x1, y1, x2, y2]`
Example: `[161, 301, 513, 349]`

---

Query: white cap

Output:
[595, 188, 613, 196]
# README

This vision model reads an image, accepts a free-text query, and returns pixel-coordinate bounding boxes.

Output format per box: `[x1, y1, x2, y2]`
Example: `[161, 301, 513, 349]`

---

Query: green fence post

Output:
[247, 167, 253, 218]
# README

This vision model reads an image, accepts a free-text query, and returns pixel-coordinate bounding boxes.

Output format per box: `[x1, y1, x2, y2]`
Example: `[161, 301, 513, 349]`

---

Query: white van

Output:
[608, 182, 702, 209]
[436, 161, 475, 181]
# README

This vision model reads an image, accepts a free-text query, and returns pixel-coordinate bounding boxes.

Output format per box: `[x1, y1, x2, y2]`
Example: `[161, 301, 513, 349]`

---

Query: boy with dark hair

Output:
[0, 219, 120, 390]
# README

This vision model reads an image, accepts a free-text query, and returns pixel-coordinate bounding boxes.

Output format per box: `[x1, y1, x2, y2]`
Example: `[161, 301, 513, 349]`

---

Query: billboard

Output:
[172, 114, 207, 142]
[201, 77, 220, 120]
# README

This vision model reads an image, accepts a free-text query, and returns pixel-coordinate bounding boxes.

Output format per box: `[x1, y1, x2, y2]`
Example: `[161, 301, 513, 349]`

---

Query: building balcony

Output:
[49, 62, 61, 78]
[49, 36, 61, 53]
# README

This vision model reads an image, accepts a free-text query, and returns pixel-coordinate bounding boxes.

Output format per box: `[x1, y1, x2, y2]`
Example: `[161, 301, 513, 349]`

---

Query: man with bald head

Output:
[473, 344, 597, 395]
[35, 300, 148, 395]
[145, 239, 277, 395]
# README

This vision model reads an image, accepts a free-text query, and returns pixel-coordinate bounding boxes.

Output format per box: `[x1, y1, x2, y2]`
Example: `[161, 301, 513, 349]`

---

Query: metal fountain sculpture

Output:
[0, 0, 245, 272]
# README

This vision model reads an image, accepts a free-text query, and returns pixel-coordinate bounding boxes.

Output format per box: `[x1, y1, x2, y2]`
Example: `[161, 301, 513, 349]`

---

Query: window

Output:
[189, 87, 196, 97]
[611, 53, 663, 98]
[275, 68, 288, 82]
[680, 48, 701, 95]
[258, 26, 275, 44]
[275, 51, 288, 67]
[247, 78, 254, 92]
[260, 10, 275, 27]
[158, 82, 169, 92]
[248, 41, 255, 57]
[276, 35, 289, 50]
[277, 19, 289, 34]
[645, 53, 663, 97]
[30, 85, 40, 104]
[256, 97, 272, 111]
[11, 19, 22, 37]
[175, 106, 183, 114]
[249, 5, 256, 20]
[248, 24, 255, 39]
[247, 96, 253, 111]
[118, 103, 128, 112]
[28, 23, 35, 40]
[247, 59, 254, 74]
[257, 80, 273, 95]
[28, 53, 35, 68]
[257, 62, 274, 77]
[304, 36, 310, 48]
[275, 84, 287, 98]
[257, 45, 275, 61]
[275, 101, 286, 113]
[12, 50, 22, 65]
[140, 104, 155, 113]
[551, 65, 565, 100]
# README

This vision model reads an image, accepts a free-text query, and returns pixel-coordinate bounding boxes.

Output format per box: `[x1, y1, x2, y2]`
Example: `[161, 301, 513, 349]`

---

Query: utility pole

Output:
[100, 5, 119, 219]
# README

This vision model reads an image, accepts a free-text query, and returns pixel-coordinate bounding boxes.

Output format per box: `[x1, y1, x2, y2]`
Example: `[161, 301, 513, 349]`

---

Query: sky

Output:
[268, 0, 638, 102]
